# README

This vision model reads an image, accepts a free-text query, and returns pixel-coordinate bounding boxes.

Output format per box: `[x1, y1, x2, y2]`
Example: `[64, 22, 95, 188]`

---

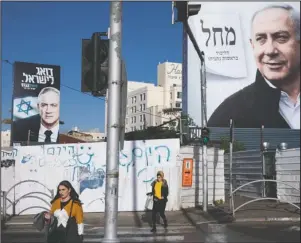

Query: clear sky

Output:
[1, 1, 183, 132]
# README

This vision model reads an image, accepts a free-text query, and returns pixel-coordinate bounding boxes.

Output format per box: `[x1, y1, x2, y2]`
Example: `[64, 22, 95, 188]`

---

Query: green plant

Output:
[220, 136, 245, 153]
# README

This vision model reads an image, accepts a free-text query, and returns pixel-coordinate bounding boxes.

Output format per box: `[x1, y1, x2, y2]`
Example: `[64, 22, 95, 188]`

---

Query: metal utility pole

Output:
[0, 76, 2, 243]
[179, 115, 183, 144]
[200, 57, 208, 212]
[103, 2, 122, 243]
[229, 119, 234, 212]
[173, 1, 208, 212]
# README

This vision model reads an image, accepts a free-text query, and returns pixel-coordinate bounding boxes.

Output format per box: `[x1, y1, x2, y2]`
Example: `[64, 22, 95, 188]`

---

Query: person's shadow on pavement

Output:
[141, 209, 161, 227]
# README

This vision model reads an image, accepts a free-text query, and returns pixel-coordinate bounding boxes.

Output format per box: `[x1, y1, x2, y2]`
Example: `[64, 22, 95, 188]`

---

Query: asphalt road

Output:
[191, 221, 301, 243]
[2, 221, 300, 242]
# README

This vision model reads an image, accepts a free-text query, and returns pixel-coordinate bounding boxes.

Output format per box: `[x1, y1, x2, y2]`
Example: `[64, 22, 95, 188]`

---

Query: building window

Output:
[143, 104, 146, 110]
[133, 106, 136, 113]
[170, 92, 172, 99]
[140, 125, 143, 130]
[143, 114, 146, 121]
[140, 104, 143, 111]
[140, 114, 143, 122]
[177, 92, 182, 99]
[140, 94, 143, 101]
[176, 102, 181, 108]
[131, 117, 134, 123]
[134, 116, 136, 123]
[143, 93, 146, 100]
[131, 96, 137, 104]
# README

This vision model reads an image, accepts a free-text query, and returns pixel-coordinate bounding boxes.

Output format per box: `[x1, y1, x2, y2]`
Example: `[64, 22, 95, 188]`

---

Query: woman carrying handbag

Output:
[44, 180, 84, 243]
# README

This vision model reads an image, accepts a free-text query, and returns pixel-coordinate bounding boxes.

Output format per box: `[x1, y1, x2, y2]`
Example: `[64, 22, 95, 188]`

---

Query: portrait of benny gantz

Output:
[208, 4, 300, 129]
[13, 87, 60, 143]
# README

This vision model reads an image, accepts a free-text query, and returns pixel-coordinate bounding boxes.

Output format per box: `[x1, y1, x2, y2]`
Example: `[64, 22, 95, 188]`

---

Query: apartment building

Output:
[126, 83, 165, 132]
[104, 62, 182, 134]
[67, 127, 106, 141]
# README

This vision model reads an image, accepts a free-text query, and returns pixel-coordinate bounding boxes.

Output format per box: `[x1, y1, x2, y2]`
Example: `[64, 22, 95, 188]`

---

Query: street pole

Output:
[200, 55, 208, 212]
[103, 2, 122, 243]
[0, 2, 3, 235]
[229, 119, 234, 213]
[179, 115, 183, 145]
[182, 17, 208, 213]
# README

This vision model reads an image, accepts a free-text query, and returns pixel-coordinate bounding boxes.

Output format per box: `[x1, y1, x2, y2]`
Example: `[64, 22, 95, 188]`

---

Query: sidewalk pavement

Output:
[208, 195, 300, 223]
[3, 195, 300, 232]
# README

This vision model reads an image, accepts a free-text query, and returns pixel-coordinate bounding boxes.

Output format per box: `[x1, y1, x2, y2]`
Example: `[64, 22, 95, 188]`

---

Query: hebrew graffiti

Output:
[4, 139, 179, 214]
[15, 142, 174, 192]
[1, 148, 18, 158]
[119, 145, 171, 172]
[1, 159, 15, 168]
[1, 148, 17, 168]
[200, 19, 236, 47]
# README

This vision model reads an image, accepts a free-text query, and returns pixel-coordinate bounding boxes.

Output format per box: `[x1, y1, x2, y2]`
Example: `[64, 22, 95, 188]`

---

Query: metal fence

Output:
[187, 127, 300, 150]
[224, 148, 300, 217]
[224, 150, 264, 199]
[1, 180, 54, 224]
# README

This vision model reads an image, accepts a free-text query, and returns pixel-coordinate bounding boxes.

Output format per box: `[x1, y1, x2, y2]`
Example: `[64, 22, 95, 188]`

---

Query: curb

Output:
[195, 217, 300, 225]
[234, 217, 300, 222]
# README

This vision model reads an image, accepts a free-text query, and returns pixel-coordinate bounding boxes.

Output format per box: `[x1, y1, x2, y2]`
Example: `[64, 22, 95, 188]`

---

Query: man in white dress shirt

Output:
[12, 87, 60, 143]
[208, 3, 300, 129]
[37, 87, 60, 142]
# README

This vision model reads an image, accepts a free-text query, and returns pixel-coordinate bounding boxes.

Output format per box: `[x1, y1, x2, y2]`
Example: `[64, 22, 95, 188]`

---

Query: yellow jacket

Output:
[50, 199, 84, 235]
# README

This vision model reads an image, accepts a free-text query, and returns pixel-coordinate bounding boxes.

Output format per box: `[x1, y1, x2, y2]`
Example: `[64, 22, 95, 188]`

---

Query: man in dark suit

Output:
[208, 4, 300, 129]
[12, 87, 60, 143]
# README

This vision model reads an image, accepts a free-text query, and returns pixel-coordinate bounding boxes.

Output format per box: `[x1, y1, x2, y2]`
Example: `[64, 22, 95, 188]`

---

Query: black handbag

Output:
[65, 200, 83, 243]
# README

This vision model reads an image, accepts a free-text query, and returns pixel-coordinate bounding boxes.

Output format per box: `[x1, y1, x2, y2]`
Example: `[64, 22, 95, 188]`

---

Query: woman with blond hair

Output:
[147, 170, 169, 233]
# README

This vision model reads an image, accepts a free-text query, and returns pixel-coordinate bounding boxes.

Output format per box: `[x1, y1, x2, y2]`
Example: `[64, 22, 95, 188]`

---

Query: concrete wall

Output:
[179, 146, 225, 208]
[1, 148, 16, 215]
[1, 139, 181, 215]
[275, 148, 300, 204]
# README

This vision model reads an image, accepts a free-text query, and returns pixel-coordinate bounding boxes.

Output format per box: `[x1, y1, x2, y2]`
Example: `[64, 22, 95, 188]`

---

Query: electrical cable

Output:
[2, 59, 179, 122]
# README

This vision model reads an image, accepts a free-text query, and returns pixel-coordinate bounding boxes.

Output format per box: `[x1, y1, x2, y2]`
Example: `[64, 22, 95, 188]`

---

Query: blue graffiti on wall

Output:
[17, 142, 173, 188]
[19, 144, 105, 193]
[79, 167, 105, 193]
[119, 145, 171, 183]
[119, 145, 171, 172]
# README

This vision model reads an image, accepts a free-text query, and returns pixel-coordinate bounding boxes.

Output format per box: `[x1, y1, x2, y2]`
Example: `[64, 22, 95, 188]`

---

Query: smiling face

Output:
[38, 90, 60, 128]
[250, 8, 300, 83]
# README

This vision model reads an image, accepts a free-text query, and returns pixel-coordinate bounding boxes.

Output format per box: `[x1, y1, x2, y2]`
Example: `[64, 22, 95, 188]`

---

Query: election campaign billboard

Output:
[183, 2, 300, 129]
[12, 61, 61, 144]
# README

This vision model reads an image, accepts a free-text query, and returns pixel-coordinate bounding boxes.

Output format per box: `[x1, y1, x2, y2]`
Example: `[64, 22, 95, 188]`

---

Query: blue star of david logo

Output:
[16, 99, 33, 115]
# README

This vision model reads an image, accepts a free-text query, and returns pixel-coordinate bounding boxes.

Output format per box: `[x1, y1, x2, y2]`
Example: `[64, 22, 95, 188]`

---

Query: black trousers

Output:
[152, 199, 167, 227]
[47, 225, 67, 243]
